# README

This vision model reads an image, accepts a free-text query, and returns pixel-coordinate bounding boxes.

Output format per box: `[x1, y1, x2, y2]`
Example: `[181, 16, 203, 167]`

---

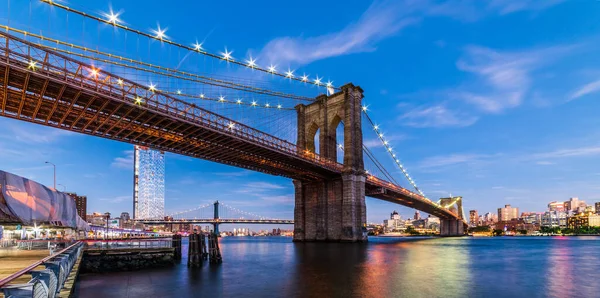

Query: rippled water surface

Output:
[75, 236, 600, 298]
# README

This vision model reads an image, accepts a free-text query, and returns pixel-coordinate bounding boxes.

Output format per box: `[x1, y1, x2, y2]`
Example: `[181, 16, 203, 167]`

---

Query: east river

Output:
[74, 236, 600, 298]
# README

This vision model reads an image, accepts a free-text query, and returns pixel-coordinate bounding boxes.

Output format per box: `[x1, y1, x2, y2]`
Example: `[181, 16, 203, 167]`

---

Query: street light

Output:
[44, 161, 56, 190]
[104, 212, 111, 240]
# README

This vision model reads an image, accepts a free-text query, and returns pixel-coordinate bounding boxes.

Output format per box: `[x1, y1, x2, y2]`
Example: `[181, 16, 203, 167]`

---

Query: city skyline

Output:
[1, 0, 600, 223]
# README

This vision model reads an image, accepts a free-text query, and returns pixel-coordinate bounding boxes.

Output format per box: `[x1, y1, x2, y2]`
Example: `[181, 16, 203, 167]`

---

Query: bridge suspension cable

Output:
[361, 107, 428, 199]
[40, 0, 339, 91]
[219, 203, 272, 220]
[167, 203, 212, 218]
[0, 25, 313, 104]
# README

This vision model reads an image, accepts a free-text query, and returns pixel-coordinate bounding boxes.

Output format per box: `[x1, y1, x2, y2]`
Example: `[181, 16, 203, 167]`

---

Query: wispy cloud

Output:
[533, 146, 600, 159]
[256, 0, 565, 67]
[418, 153, 495, 169]
[569, 79, 600, 101]
[1, 123, 75, 144]
[215, 170, 251, 177]
[400, 104, 478, 128]
[244, 182, 285, 190]
[453, 44, 575, 113]
[99, 195, 130, 203]
[258, 1, 418, 66]
[111, 150, 134, 169]
[487, 0, 565, 15]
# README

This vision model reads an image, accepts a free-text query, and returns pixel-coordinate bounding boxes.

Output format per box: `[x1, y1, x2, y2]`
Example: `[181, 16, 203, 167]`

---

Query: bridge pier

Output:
[293, 174, 366, 242]
[440, 219, 465, 236]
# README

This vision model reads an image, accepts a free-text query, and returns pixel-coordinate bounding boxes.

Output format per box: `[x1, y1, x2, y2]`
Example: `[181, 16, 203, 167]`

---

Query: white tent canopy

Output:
[0, 170, 89, 231]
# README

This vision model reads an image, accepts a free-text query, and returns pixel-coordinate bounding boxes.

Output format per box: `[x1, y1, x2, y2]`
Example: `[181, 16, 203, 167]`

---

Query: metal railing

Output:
[83, 238, 172, 250]
[0, 241, 83, 298]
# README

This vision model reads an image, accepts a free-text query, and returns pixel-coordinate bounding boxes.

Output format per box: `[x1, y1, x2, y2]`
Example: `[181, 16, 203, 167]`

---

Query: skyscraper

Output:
[595, 202, 600, 215]
[133, 146, 165, 219]
[498, 205, 519, 222]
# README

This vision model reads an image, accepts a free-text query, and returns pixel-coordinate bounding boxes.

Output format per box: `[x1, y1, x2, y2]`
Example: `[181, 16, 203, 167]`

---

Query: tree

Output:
[492, 229, 504, 236]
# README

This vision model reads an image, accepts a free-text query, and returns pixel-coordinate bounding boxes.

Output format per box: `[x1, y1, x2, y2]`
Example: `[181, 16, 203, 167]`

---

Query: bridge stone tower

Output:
[439, 197, 465, 236]
[293, 83, 367, 242]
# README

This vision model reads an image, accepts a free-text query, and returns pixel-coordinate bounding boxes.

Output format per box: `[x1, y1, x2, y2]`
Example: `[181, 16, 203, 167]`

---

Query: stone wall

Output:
[81, 249, 175, 273]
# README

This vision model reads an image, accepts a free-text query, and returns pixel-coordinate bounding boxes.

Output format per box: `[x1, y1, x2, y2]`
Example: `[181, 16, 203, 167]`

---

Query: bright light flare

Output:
[285, 69, 294, 78]
[117, 78, 123, 85]
[301, 74, 309, 82]
[268, 65, 276, 73]
[236, 99, 242, 104]
[362, 105, 368, 112]
[251, 101, 258, 106]
[149, 83, 156, 92]
[153, 25, 167, 40]
[227, 122, 235, 129]
[326, 81, 333, 87]
[221, 49, 233, 61]
[193, 42, 203, 51]
[27, 60, 37, 70]
[106, 11, 120, 25]
[135, 97, 144, 105]
[246, 57, 257, 68]
[219, 96, 225, 102]
[314, 76, 322, 85]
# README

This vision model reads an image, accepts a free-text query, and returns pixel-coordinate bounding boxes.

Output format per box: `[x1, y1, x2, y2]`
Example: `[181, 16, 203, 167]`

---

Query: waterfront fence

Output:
[83, 238, 172, 250]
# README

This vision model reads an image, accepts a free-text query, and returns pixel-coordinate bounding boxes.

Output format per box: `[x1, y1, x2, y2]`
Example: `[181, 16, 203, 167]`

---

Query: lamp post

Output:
[44, 161, 56, 190]
[104, 212, 110, 240]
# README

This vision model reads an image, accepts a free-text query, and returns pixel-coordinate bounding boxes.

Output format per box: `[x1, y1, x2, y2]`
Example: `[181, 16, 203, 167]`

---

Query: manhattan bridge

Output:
[0, 0, 466, 241]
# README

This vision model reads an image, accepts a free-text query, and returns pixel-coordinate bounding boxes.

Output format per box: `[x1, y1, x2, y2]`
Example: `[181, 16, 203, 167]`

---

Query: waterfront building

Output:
[521, 212, 542, 225]
[424, 216, 440, 230]
[414, 211, 421, 220]
[86, 212, 108, 226]
[548, 201, 565, 212]
[498, 205, 519, 222]
[383, 211, 405, 231]
[66, 192, 87, 221]
[133, 146, 165, 219]
[564, 197, 586, 214]
[469, 210, 479, 227]
[541, 211, 567, 228]
[567, 213, 600, 229]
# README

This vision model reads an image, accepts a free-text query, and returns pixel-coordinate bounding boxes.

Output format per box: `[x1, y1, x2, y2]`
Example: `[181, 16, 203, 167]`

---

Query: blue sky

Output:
[1, 0, 600, 226]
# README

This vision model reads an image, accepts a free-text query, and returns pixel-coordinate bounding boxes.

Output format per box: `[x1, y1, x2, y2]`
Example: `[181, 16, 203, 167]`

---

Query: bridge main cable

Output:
[39, 0, 339, 91]
[0, 25, 313, 103]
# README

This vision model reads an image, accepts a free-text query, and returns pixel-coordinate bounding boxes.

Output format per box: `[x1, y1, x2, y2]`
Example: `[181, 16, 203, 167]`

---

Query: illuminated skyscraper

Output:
[133, 146, 165, 219]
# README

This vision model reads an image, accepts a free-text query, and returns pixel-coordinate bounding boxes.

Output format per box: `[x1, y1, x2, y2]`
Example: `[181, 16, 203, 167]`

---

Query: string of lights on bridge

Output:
[0, 25, 300, 110]
[360, 105, 429, 200]
[40, 0, 337, 91]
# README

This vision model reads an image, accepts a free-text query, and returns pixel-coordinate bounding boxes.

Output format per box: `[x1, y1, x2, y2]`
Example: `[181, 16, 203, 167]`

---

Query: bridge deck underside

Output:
[0, 59, 338, 181]
[365, 185, 458, 220]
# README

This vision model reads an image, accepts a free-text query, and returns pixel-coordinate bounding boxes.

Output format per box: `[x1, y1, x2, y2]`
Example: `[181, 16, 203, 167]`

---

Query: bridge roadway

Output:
[0, 32, 463, 223]
[136, 219, 294, 225]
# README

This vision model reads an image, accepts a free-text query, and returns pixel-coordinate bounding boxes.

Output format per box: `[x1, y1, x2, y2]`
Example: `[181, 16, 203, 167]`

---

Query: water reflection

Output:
[75, 236, 600, 298]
